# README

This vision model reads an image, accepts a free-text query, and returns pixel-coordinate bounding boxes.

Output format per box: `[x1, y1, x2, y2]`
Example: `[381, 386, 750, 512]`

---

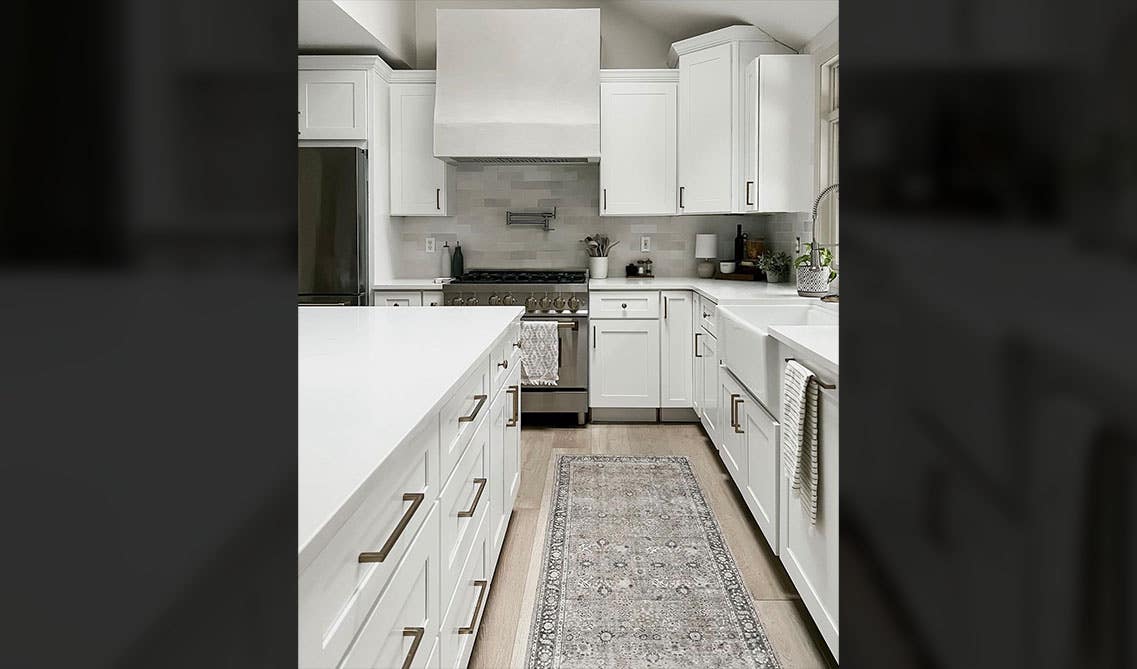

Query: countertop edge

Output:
[768, 326, 840, 375]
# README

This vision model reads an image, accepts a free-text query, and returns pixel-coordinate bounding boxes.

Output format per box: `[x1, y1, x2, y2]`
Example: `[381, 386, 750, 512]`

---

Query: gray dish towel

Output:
[781, 360, 821, 523]
[520, 321, 560, 386]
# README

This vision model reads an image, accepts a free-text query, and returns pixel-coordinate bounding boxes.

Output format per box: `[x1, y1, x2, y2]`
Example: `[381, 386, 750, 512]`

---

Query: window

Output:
[819, 55, 839, 266]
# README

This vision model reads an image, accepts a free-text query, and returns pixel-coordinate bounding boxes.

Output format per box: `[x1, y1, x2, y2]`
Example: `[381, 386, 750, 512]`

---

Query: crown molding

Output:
[600, 69, 679, 83]
[297, 55, 399, 81]
[667, 25, 781, 67]
[389, 70, 437, 84]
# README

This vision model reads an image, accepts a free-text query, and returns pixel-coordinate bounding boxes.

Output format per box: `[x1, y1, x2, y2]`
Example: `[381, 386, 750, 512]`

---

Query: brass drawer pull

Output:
[458, 394, 488, 423]
[401, 627, 425, 669]
[694, 332, 702, 358]
[457, 478, 488, 518]
[733, 396, 745, 433]
[497, 359, 509, 369]
[506, 385, 519, 426]
[358, 493, 425, 563]
[458, 580, 489, 634]
[729, 393, 740, 428]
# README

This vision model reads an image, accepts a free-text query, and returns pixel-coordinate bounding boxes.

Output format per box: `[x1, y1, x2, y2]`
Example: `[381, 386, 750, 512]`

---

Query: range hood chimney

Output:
[433, 8, 600, 163]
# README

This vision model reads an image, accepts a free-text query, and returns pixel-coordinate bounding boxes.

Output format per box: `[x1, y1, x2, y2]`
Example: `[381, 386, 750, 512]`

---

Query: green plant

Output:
[794, 243, 838, 281]
[757, 251, 791, 274]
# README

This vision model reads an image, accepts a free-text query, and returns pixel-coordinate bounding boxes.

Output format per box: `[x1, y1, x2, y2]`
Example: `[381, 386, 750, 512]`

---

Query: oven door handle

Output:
[556, 321, 578, 330]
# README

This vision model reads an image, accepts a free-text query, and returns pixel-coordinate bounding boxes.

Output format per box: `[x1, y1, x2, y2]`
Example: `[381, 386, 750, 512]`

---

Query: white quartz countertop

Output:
[298, 306, 522, 563]
[589, 277, 810, 303]
[372, 278, 449, 290]
[769, 325, 839, 373]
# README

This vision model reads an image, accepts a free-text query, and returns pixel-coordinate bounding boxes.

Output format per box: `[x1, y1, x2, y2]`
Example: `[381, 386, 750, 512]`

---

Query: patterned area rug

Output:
[523, 455, 781, 668]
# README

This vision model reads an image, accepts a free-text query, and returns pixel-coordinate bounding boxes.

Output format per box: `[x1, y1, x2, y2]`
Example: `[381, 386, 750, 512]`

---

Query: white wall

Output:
[334, 0, 418, 66]
[413, 1, 675, 69]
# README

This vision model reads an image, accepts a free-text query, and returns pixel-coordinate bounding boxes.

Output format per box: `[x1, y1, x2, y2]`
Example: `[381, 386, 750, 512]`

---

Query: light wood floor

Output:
[469, 422, 837, 669]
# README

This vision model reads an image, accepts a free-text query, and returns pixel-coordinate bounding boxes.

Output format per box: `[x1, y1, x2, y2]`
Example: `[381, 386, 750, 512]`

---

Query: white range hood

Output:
[433, 8, 600, 163]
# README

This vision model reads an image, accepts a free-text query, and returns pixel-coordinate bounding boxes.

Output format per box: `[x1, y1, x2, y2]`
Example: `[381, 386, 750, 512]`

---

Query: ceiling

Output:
[610, 1, 838, 49]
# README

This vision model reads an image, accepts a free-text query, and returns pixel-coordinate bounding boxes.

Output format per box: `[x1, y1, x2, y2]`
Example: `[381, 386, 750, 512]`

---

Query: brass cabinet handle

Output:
[497, 359, 509, 369]
[746, 180, 754, 206]
[458, 580, 489, 634]
[592, 325, 596, 348]
[603, 188, 607, 210]
[506, 385, 519, 426]
[358, 493, 425, 563]
[457, 478, 488, 518]
[436, 188, 441, 210]
[694, 332, 702, 358]
[679, 185, 685, 208]
[733, 396, 745, 433]
[729, 393, 740, 428]
[401, 627, 425, 669]
[458, 394, 488, 423]
[663, 296, 668, 319]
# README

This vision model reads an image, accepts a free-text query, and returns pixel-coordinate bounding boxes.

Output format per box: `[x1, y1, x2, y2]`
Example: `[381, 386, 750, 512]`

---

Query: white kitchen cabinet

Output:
[600, 76, 677, 216]
[590, 320, 660, 408]
[374, 290, 423, 307]
[488, 363, 520, 570]
[660, 291, 694, 408]
[390, 82, 455, 216]
[718, 371, 747, 485]
[696, 329, 720, 444]
[742, 56, 814, 213]
[672, 27, 793, 214]
[739, 385, 780, 553]
[423, 290, 444, 307]
[298, 69, 368, 140]
[779, 359, 839, 659]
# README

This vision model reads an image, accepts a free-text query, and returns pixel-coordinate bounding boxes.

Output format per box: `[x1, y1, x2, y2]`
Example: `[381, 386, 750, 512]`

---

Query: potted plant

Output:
[583, 234, 619, 279]
[794, 243, 837, 296]
[757, 251, 792, 283]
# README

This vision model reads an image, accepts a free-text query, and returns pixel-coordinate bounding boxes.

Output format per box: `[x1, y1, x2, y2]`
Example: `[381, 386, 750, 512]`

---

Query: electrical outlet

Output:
[640, 236, 651, 252]
[425, 237, 435, 253]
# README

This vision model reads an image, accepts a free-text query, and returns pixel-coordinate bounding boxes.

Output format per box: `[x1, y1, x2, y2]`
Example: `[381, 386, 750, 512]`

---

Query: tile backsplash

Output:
[393, 164, 809, 277]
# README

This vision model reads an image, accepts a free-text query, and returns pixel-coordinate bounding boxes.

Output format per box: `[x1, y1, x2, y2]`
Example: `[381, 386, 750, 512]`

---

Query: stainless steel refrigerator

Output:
[298, 147, 367, 306]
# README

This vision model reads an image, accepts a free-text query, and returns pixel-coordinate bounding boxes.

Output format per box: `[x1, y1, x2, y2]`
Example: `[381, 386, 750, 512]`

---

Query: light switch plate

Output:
[425, 237, 435, 253]
[640, 236, 651, 252]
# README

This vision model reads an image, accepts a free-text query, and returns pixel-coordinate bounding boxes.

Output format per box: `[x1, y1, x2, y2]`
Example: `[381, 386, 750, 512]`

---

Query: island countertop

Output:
[298, 306, 523, 564]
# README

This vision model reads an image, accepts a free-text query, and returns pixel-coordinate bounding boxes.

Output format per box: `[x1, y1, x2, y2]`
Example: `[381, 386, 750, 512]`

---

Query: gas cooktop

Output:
[452, 269, 587, 285]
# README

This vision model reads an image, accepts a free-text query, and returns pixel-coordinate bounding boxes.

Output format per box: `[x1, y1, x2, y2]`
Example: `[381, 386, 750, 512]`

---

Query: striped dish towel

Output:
[781, 360, 821, 523]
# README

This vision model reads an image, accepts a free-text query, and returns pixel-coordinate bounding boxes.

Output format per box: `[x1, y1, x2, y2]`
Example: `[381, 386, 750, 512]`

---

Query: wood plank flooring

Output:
[469, 422, 837, 669]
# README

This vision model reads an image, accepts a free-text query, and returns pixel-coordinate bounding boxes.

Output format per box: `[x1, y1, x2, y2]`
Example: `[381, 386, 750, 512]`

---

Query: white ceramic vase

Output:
[589, 256, 609, 279]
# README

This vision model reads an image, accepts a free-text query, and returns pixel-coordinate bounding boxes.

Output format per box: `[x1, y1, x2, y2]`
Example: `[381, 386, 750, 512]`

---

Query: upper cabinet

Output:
[599, 72, 678, 216]
[671, 26, 797, 214]
[389, 78, 455, 216]
[742, 56, 814, 213]
[298, 69, 368, 140]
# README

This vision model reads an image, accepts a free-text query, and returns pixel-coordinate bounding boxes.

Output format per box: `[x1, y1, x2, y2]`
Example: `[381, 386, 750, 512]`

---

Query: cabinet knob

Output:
[621, 303, 627, 309]
[497, 359, 509, 369]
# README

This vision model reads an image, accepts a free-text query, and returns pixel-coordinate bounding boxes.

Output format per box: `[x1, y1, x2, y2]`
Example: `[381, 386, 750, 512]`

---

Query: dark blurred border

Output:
[842, 0, 1137, 667]
[0, 1, 295, 666]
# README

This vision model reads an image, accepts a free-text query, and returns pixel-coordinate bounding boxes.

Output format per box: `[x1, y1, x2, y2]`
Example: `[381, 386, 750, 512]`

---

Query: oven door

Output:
[521, 316, 588, 389]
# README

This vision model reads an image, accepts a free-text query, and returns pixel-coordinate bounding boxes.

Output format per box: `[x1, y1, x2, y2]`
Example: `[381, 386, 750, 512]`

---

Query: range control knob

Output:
[466, 295, 480, 306]
[524, 296, 539, 312]
[502, 293, 516, 306]
[567, 296, 582, 312]
[488, 294, 502, 306]
[538, 295, 553, 310]
[451, 296, 466, 306]
[552, 296, 567, 310]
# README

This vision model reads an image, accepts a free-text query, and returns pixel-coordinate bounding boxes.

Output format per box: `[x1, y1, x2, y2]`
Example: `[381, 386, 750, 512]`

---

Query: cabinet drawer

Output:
[299, 418, 440, 668]
[698, 295, 718, 336]
[336, 505, 441, 669]
[375, 291, 423, 307]
[440, 515, 490, 669]
[440, 416, 491, 604]
[490, 320, 522, 391]
[591, 291, 660, 319]
[439, 362, 490, 484]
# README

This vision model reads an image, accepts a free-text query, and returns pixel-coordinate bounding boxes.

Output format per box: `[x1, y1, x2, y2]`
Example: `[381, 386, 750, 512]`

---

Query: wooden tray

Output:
[713, 272, 757, 281]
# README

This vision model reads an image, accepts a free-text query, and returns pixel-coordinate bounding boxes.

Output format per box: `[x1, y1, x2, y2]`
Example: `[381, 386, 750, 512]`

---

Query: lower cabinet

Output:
[373, 290, 444, 307]
[440, 516, 491, 669]
[738, 379, 781, 553]
[489, 364, 521, 569]
[338, 506, 441, 669]
[718, 371, 748, 485]
[695, 327, 720, 444]
[589, 319, 661, 408]
[660, 291, 694, 408]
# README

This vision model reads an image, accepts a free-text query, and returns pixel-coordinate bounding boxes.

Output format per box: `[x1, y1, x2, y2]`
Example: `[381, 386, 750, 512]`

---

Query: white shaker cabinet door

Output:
[600, 81, 677, 216]
[741, 395, 780, 553]
[677, 43, 733, 214]
[390, 83, 454, 216]
[659, 291, 694, 408]
[589, 320, 661, 408]
[298, 69, 367, 140]
[698, 331, 720, 445]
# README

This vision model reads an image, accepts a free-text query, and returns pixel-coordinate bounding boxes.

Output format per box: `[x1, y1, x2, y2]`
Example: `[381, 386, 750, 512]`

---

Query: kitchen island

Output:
[299, 305, 523, 669]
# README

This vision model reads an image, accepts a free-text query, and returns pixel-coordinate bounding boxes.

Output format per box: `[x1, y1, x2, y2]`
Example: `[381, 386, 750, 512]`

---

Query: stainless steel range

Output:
[443, 269, 589, 424]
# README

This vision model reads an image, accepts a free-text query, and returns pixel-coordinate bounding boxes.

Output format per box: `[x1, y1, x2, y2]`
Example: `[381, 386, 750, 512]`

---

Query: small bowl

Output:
[719, 261, 736, 274]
